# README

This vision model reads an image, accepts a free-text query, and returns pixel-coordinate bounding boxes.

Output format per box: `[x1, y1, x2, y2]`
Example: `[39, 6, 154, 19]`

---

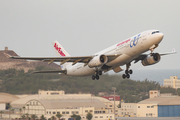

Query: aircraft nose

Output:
[157, 33, 164, 43]
[159, 33, 164, 40]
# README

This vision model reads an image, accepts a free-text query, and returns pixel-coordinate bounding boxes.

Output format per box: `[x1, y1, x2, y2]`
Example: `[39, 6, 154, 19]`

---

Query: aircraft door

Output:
[140, 32, 147, 48]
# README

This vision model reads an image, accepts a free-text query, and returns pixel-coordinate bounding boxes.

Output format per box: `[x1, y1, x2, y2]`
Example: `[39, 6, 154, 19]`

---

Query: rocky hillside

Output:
[0, 47, 60, 72]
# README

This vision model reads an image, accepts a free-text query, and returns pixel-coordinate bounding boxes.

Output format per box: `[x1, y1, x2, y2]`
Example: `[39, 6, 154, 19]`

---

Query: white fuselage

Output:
[65, 30, 164, 76]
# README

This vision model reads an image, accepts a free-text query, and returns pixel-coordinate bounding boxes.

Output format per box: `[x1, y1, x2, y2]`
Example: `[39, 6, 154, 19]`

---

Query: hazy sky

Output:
[0, 0, 179, 70]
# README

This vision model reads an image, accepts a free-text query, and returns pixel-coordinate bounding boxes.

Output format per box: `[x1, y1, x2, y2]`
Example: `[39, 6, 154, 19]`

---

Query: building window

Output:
[53, 112, 56, 114]
[90, 110, 93, 112]
[49, 111, 51, 114]
[100, 116, 103, 118]
[147, 106, 150, 108]
[62, 112, 65, 114]
[103, 111, 105, 113]
[57, 112, 60, 114]
[66, 112, 69, 114]
[151, 106, 154, 108]
[76, 111, 79, 114]
[85, 110, 88, 112]
[95, 116, 98, 118]
[109, 105, 112, 107]
[138, 106, 140, 108]
[47, 111, 48, 114]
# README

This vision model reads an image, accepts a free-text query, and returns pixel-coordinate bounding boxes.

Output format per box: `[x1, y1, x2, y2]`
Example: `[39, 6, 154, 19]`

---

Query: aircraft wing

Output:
[4, 53, 121, 65]
[133, 48, 177, 63]
[160, 48, 177, 56]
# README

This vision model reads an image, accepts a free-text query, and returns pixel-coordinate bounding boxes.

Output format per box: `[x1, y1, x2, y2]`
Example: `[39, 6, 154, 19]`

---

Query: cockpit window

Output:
[152, 31, 160, 34]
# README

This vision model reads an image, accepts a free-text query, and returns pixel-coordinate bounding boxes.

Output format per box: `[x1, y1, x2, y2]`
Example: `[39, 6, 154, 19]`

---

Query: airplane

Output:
[4, 30, 176, 80]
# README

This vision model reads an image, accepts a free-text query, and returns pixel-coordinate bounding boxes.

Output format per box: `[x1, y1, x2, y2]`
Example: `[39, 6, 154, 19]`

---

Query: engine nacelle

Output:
[142, 53, 161, 66]
[88, 55, 108, 68]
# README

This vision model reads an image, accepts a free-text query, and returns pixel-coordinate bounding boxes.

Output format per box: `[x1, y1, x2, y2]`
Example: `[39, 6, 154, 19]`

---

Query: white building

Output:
[164, 76, 180, 89]
[137, 96, 180, 117]
[0, 90, 116, 120]
[118, 103, 137, 117]
[0, 93, 19, 110]
[149, 90, 160, 98]
[38, 90, 65, 95]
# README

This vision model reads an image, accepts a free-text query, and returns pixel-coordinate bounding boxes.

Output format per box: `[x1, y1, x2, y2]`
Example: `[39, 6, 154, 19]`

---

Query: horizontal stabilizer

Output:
[32, 70, 66, 74]
[4, 53, 13, 58]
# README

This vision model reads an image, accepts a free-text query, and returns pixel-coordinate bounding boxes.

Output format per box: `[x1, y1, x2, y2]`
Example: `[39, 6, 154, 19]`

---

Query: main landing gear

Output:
[92, 71, 102, 80]
[122, 63, 133, 79]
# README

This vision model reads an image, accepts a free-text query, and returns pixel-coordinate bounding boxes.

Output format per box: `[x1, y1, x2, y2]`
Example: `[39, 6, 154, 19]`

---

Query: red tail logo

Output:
[54, 43, 66, 56]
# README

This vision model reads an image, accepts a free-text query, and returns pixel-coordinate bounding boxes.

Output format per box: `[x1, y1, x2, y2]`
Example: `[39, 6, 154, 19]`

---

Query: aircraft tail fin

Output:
[52, 41, 70, 57]
[52, 41, 71, 69]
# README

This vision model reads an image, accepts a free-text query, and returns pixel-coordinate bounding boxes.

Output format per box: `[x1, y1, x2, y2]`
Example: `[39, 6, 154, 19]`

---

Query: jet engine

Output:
[142, 53, 161, 66]
[88, 55, 108, 68]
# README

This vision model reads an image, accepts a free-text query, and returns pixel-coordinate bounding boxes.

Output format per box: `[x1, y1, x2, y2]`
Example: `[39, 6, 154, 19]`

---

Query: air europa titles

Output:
[54, 43, 66, 56]
[117, 39, 130, 47]
[130, 34, 141, 48]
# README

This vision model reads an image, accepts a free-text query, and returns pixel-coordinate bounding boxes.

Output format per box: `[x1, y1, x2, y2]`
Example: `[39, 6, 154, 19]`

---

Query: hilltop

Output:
[0, 47, 59, 72]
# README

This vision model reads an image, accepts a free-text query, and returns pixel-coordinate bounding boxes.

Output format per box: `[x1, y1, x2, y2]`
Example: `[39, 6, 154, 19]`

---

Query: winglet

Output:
[172, 48, 177, 53]
[4, 53, 13, 58]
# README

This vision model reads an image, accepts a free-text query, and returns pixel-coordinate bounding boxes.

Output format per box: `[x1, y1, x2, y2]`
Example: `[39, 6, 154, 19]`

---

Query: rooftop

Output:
[0, 92, 19, 103]
[138, 96, 180, 105]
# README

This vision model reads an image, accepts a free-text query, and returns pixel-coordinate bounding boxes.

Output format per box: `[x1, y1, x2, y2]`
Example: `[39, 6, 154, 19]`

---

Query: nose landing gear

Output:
[122, 63, 133, 79]
[92, 71, 102, 80]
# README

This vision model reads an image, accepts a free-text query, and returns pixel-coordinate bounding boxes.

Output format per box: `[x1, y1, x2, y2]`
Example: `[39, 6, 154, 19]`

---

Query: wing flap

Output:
[4, 52, 122, 67]
[113, 66, 123, 73]
[4, 52, 121, 64]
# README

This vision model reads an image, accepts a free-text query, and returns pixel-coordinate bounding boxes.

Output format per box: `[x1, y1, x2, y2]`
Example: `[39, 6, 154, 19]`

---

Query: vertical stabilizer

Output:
[52, 41, 70, 57]
[52, 41, 71, 69]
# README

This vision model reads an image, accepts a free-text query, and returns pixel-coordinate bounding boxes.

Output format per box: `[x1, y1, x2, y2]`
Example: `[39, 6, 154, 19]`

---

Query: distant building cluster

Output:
[0, 90, 117, 120]
[0, 76, 180, 119]
[118, 90, 180, 117]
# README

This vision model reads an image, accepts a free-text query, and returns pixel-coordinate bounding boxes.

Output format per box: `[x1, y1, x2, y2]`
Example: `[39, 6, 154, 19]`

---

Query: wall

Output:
[158, 105, 180, 117]
[136, 104, 158, 117]
[118, 103, 137, 117]
[0, 103, 5, 110]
